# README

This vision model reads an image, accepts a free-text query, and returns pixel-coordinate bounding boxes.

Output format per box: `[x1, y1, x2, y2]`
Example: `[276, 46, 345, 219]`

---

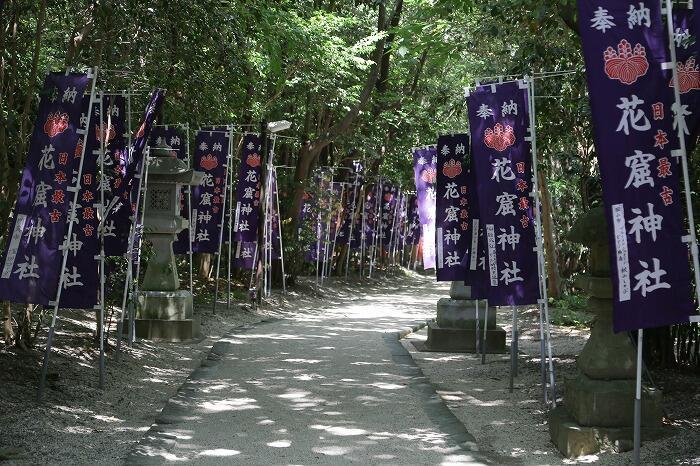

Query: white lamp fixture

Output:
[267, 120, 292, 133]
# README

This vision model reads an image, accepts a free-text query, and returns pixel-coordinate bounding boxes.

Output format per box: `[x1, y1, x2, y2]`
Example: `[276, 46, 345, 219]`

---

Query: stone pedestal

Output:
[548, 207, 665, 458]
[424, 282, 506, 353]
[135, 147, 203, 342]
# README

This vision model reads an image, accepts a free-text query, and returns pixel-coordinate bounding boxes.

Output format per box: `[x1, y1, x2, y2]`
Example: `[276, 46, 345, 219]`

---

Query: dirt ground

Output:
[0, 275, 339, 465]
[1, 272, 698, 465]
[403, 305, 700, 465]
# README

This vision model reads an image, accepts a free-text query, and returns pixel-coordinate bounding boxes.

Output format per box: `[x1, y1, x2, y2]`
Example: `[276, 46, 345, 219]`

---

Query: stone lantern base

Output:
[549, 377, 665, 457]
[423, 283, 506, 353]
[135, 290, 200, 342]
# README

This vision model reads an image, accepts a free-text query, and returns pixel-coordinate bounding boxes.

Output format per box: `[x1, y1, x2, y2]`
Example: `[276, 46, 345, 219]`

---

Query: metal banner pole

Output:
[263, 135, 277, 297]
[267, 177, 272, 297]
[369, 182, 382, 278]
[212, 127, 233, 312]
[273, 166, 287, 293]
[247, 240, 259, 297]
[116, 89, 141, 360]
[329, 183, 345, 276]
[185, 124, 194, 298]
[509, 305, 517, 393]
[387, 186, 401, 267]
[633, 329, 643, 466]
[345, 174, 360, 278]
[262, 175, 269, 295]
[315, 211, 321, 285]
[481, 300, 488, 364]
[400, 195, 409, 267]
[129, 145, 152, 346]
[394, 193, 401, 266]
[39, 68, 98, 400]
[359, 189, 368, 277]
[528, 75, 557, 405]
[97, 91, 108, 390]
[664, 0, 700, 307]
[321, 180, 333, 284]
[475, 298, 480, 355]
[226, 135, 236, 308]
[367, 186, 378, 278]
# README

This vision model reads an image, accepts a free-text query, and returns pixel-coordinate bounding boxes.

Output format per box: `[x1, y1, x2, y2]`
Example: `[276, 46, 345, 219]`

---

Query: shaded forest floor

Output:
[404, 307, 700, 465]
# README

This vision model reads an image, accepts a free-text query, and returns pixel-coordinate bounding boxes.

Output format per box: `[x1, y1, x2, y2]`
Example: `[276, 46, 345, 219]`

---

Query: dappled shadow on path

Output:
[128, 273, 492, 464]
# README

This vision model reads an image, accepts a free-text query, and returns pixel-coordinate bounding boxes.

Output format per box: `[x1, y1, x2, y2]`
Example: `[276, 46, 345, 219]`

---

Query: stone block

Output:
[134, 317, 200, 342]
[549, 405, 668, 458]
[449, 282, 472, 300]
[564, 373, 663, 427]
[424, 321, 506, 353]
[436, 298, 497, 329]
[137, 290, 193, 321]
[577, 297, 636, 380]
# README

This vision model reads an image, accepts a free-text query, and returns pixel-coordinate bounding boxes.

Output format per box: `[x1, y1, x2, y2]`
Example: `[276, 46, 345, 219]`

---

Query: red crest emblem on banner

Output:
[670, 57, 700, 93]
[421, 167, 437, 183]
[603, 39, 649, 85]
[44, 112, 69, 138]
[442, 159, 462, 179]
[200, 154, 218, 170]
[95, 124, 116, 143]
[483, 123, 515, 152]
[246, 153, 261, 167]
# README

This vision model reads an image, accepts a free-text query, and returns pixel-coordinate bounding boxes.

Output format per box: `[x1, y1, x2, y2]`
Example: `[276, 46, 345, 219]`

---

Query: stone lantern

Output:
[424, 282, 506, 353]
[549, 206, 664, 457]
[135, 146, 203, 341]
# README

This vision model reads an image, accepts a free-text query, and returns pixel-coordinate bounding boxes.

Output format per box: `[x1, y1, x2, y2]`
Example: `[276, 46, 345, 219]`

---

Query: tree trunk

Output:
[16, 0, 46, 164]
[198, 253, 212, 280]
[18, 303, 31, 348]
[2, 301, 12, 345]
[64, 4, 95, 67]
[539, 172, 562, 298]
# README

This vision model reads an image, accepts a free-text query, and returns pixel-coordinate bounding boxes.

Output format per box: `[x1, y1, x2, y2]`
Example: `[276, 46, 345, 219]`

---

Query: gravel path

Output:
[127, 275, 494, 465]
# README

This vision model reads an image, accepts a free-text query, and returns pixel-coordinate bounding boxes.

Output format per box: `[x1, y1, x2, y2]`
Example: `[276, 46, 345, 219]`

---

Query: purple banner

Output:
[413, 146, 437, 269]
[394, 192, 408, 251]
[0, 72, 92, 306]
[104, 90, 165, 256]
[672, 8, 700, 152]
[436, 134, 471, 282]
[466, 157, 487, 298]
[379, 183, 398, 246]
[467, 80, 539, 306]
[233, 133, 262, 243]
[301, 170, 332, 263]
[232, 241, 257, 269]
[579, 0, 694, 331]
[301, 189, 319, 262]
[149, 125, 186, 159]
[405, 195, 421, 246]
[337, 184, 360, 247]
[61, 95, 115, 308]
[191, 129, 230, 254]
[363, 185, 379, 250]
[337, 162, 364, 248]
